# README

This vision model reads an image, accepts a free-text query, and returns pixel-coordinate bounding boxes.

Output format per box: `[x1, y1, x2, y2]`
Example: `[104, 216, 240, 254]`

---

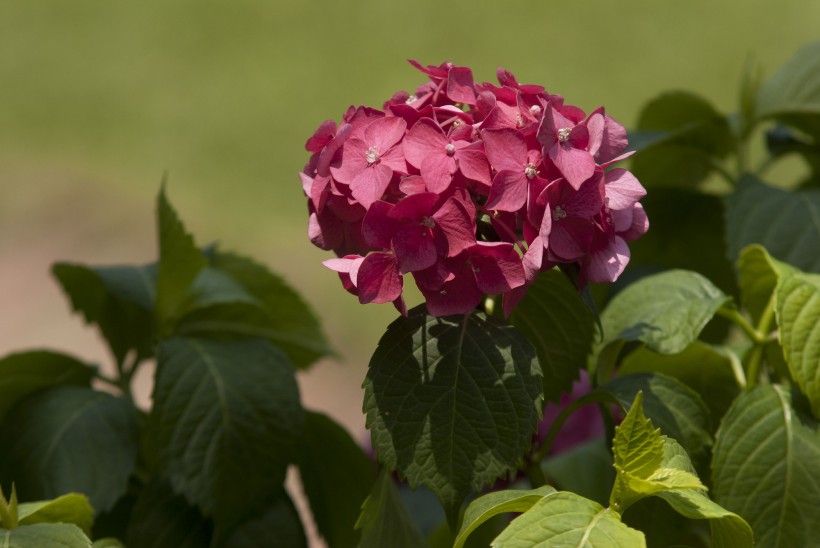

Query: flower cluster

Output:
[300, 61, 648, 317]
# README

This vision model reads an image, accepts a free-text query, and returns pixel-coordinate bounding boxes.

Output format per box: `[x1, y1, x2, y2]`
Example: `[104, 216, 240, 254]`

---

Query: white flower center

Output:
[405, 94, 417, 104]
[524, 162, 539, 180]
[557, 127, 572, 143]
[553, 205, 567, 221]
[515, 113, 525, 128]
[530, 104, 542, 116]
[365, 146, 380, 164]
[444, 143, 456, 157]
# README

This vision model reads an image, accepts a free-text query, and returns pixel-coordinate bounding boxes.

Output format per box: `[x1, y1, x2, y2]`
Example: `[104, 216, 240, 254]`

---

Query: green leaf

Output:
[602, 374, 712, 466]
[0, 351, 93, 422]
[356, 472, 426, 548]
[0, 523, 92, 547]
[630, 91, 732, 188]
[125, 479, 211, 548]
[713, 384, 820, 546]
[726, 175, 820, 273]
[594, 270, 731, 374]
[363, 305, 542, 523]
[737, 244, 780, 323]
[542, 438, 615, 507]
[52, 262, 157, 365]
[619, 342, 742, 422]
[155, 186, 206, 333]
[0, 387, 139, 513]
[17, 493, 93, 535]
[655, 490, 754, 548]
[0, 485, 18, 529]
[149, 337, 303, 527]
[177, 251, 333, 369]
[220, 490, 307, 548]
[454, 486, 555, 548]
[510, 268, 595, 403]
[755, 41, 820, 138]
[492, 491, 646, 547]
[295, 411, 373, 548]
[91, 539, 125, 548]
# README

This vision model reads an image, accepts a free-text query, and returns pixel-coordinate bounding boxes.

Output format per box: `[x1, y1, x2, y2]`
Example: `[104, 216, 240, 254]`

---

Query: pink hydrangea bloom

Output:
[300, 61, 649, 317]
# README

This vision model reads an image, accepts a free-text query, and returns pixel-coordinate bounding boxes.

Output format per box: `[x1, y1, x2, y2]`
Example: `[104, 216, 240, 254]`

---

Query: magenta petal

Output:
[551, 144, 596, 190]
[481, 128, 527, 172]
[399, 175, 428, 195]
[471, 243, 526, 294]
[350, 163, 393, 208]
[568, 124, 589, 150]
[485, 170, 528, 212]
[306, 120, 337, 153]
[357, 252, 403, 304]
[549, 223, 586, 261]
[455, 149, 491, 188]
[412, 261, 453, 291]
[420, 274, 482, 316]
[329, 139, 369, 185]
[605, 168, 646, 210]
[585, 236, 630, 284]
[432, 196, 476, 257]
[585, 110, 605, 158]
[565, 174, 605, 217]
[361, 200, 398, 248]
[364, 117, 407, 152]
[447, 66, 476, 105]
[420, 154, 457, 194]
[522, 237, 544, 282]
[392, 226, 437, 273]
[619, 203, 649, 241]
[596, 115, 629, 163]
[403, 118, 448, 169]
[390, 192, 438, 221]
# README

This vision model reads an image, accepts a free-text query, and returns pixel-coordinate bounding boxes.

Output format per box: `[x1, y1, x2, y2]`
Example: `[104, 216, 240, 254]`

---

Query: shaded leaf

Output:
[454, 486, 556, 548]
[0, 351, 93, 421]
[363, 305, 542, 523]
[712, 384, 820, 546]
[221, 489, 307, 548]
[542, 438, 615, 507]
[295, 411, 374, 548]
[0, 523, 92, 547]
[155, 186, 206, 333]
[0, 387, 139, 513]
[149, 337, 303, 528]
[492, 491, 645, 547]
[17, 493, 94, 535]
[125, 479, 211, 548]
[91, 539, 125, 548]
[726, 175, 820, 273]
[656, 489, 754, 548]
[356, 472, 426, 548]
[510, 268, 596, 403]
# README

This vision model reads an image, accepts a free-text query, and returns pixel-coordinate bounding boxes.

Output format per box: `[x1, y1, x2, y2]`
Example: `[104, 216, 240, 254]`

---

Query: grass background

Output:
[1, 1, 818, 436]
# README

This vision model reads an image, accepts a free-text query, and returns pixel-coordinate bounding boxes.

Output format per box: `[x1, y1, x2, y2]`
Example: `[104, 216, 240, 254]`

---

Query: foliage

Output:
[2, 40, 820, 546]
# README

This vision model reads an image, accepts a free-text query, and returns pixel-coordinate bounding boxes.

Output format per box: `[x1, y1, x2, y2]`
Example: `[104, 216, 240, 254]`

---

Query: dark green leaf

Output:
[0, 351, 93, 421]
[356, 472, 426, 548]
[726, 175, 820, 273]
[492, 491, 646, 547]
[755, 40, 820, 138]
[0, 387, 139, 513]
[52, 262, 157, 364]
[199, 251, 334, 368]
[91, 539, 125, 548]
[601, 373, 713, 468]
[221, 489, 307, 548]
[712, 384, 820, 546]
[619, 342, 742, 423]
[155, 187, 206, 333]
[363, 305, 542, 523]
[17, 493, 94, 535]
[125, 479, 211, 548]
[295, 411, 374, 548]
[150, 337, 303, 527]
[542, 438, 615, 507]
[510, 268, 595, 403]
[630, 91, 732, 188]
[454, 486, 556, 548]
[0, 523, 92, 547]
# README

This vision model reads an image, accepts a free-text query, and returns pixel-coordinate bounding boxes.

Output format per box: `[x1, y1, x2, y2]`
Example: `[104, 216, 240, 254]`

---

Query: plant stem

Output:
[524, 460, 547, 488]
[717, 307, 767, 345]
[744, 295, 777, 389]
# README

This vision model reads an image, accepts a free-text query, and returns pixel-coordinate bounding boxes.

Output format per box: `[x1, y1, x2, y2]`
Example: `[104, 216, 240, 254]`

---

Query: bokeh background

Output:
[1, 1, 818, 450]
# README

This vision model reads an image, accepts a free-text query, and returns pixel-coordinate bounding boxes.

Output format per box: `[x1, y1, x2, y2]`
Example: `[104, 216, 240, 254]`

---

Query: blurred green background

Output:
[1, 0, 818, 434]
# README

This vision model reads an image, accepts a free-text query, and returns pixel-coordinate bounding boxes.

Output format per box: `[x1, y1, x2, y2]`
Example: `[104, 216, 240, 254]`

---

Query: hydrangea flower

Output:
[301, 61, 648, 317]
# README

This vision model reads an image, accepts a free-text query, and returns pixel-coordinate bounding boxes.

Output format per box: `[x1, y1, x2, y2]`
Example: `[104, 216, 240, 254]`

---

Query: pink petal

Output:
[604, 168, 646, 210]
[420, 154, 457, 194]
[584, 236, 630, 284]
[522, 237, 545, 282]
[455, 148, 492, 188]
[330, 138, 369, 185]
[447, 66, 476, 105]
[350, 163, 393, 208]
[502, 284, 529, 318]
[585, 109, 606, 158]
[550, 144, 596, 190]
[485, 170, 528, 212]
[619, 203, 649, 241]
[568, 124, 589, 150]
[379, 145, 408, 174]
[365, 117, 407, 152]
[419, 268, 482, 317]
[565, 174, 605, 218]
[399, 175, 428, 195]
[549, 222, 587, 261]
[361, 200, 398, 249]
[432, 196, 476, 257]
[306, 120, 337, 153]
[323, 255, 365, 296]
[481, 128, 527, 172]
[392, 225, 437, 273]
[471, 242, 526, 294]
[357, 252, 403, 304]
[597, 114, 629, 163]
[403, 118, 448, 169]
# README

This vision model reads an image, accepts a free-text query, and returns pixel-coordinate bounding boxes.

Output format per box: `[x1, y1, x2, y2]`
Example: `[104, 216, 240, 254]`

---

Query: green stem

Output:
[717, 307, 768, 345]
[745, 295, 777, 390]
[524, 460, 547, 488]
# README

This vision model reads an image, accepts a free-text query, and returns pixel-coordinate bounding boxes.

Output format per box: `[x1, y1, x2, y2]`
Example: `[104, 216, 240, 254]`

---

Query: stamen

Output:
[553, 205, 567, 221]
[422, 216, 436, 229]
[524, 162, 539, 180]
[365, 146, 380, 164]
[405, 94, 417, 104]
[530, 104, 542, 116]
[557, 127, 571, 143]
[515, 113, 525, 128]
[444, 143, 456, 157]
